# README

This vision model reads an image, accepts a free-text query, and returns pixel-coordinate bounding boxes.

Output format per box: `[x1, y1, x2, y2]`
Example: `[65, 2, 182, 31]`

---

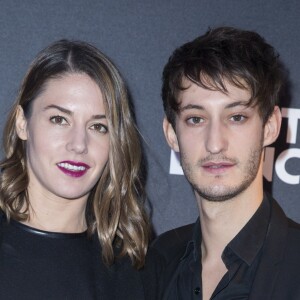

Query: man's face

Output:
[164, 79, 280, 202]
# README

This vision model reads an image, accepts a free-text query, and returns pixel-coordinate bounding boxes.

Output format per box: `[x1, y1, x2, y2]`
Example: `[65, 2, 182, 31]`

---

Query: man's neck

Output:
[197, 187, 264, 260]
[197, 185, 264, 300]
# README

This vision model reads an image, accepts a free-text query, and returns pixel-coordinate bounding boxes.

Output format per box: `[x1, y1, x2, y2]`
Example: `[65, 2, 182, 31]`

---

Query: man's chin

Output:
[194, 185, 248, 202]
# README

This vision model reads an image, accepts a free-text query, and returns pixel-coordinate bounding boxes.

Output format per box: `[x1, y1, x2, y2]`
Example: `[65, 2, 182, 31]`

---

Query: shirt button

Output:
[194, 287, 200, 295]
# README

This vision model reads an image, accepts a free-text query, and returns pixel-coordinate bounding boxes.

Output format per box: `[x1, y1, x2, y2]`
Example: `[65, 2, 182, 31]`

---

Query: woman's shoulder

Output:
[0, 210, 5, 225]
[0, 211, 3, 237]
[137, 246, 165, 300]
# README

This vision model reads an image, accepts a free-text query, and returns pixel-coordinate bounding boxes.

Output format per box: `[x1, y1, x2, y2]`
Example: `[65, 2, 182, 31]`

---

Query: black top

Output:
[0, 213, 162, 299]
[155, 195, 271, 300]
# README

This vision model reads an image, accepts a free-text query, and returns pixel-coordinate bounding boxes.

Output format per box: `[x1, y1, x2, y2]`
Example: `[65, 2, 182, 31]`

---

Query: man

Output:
[154, 27, 300, 299]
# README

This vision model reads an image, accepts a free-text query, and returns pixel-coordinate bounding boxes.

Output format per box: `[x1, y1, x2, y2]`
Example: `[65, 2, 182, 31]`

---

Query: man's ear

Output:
[163, 117, 179, 152]
[263, 106, 282, 147]
[15, 105, 28, 141]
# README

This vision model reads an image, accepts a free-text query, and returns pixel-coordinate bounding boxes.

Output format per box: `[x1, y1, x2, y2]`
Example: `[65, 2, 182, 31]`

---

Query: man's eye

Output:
[230, 115, 246, 122]
[90, 123, 108, 133]
[50, 116, 68, 125]
[187, 117, 203, 124]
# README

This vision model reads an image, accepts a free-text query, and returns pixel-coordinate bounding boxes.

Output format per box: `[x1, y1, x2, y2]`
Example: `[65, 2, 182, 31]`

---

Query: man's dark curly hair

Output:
[162, 26, 283, 127]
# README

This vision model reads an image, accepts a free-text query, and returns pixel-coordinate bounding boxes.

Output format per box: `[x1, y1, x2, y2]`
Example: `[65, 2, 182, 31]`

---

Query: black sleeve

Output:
[140, 246, 166, 300]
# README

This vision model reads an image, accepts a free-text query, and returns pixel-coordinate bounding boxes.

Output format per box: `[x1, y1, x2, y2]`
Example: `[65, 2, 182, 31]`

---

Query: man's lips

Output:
[202, 161, 235, 174]
[57, 161, 90, 177]
[202, 161, 235, 168]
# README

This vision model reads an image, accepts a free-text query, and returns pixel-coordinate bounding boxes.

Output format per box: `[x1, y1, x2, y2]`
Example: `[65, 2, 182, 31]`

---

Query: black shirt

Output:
[0, 213, 161, 299]
[158, 196, 271, 300]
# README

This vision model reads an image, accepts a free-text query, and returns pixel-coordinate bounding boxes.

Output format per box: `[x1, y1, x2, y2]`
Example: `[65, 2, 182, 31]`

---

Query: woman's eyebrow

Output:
[43, 104, 72, 115]
[43, 104, 106, 119]
[92, 114, 106, 119]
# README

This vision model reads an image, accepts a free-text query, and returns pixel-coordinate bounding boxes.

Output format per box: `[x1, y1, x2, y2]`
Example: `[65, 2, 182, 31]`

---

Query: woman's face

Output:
[16, 73, 110, 204]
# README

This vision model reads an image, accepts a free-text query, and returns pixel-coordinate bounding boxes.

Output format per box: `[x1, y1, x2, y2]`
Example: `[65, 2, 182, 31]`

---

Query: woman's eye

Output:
[90, 123, 108, 133]
[50, 116, 68, 125]
[187, 116, 204, 125]
[230, 114, 247, 122]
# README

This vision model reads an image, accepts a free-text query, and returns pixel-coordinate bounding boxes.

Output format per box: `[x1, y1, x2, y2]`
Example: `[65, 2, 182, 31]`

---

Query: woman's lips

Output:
[57, 161, 90, 178]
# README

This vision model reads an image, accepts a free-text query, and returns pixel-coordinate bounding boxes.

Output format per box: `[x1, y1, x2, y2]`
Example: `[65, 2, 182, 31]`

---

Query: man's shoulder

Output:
[286, 217, 300, 244]
[152, 223, 194, 263]
[269, 197, 300, 249]
[272, 197, 300, 241]
[287, 218, 300, 230]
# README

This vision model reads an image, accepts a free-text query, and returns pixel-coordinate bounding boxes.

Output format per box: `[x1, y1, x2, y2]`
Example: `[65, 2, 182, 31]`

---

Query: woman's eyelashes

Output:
[50, 115, 69, 125]
[89, 123, 108, 134]
[49, 115, 108, 134]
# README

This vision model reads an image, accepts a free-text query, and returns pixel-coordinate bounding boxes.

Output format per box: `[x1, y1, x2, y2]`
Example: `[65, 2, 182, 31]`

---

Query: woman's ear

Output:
[263, 106, 282, 147]
[15, 105, 28, 140]
[163, 117, 179, 152]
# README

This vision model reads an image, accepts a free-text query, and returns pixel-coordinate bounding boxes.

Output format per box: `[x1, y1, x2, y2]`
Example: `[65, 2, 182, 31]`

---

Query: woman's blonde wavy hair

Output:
[0, 40, 150, 269]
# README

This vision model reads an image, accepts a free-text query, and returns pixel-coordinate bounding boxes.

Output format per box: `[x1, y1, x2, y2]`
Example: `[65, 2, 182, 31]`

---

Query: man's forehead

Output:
[177, 81, 254, 113]
[179, 75, 250, 93]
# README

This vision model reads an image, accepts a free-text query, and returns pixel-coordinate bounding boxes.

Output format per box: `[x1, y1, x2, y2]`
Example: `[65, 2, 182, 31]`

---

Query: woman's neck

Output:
[23, 188, 88, 233]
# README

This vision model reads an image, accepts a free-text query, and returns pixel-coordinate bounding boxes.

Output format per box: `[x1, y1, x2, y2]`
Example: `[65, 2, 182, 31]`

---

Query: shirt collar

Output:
[181, 217, 201, 261]
[226, 193, 271, 266]
[180, 193, 271, 266]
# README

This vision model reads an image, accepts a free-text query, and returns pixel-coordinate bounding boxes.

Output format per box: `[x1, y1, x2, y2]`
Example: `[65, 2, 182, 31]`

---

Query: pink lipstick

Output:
[57, 161, 90, 178]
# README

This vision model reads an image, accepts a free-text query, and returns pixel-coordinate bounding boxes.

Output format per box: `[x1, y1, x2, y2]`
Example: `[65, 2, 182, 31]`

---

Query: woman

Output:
[0, 40, 160, 299]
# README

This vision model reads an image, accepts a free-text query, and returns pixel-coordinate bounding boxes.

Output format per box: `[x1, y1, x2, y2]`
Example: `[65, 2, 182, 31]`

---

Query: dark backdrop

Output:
[0, 0, 299, 234]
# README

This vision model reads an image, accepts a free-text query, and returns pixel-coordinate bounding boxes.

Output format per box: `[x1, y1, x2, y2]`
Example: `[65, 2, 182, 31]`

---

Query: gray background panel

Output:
[0, 0, 299, 235]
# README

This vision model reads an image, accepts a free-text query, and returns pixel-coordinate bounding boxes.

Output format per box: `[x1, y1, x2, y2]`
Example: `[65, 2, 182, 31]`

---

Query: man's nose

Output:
[205, 121, 228, 154]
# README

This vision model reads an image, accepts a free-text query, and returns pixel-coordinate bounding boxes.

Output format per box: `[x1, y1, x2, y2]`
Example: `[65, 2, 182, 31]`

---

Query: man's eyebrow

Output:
[225, 100, 251, 109]
[179, 101, 251, 112]
[179, 104, 204, 112]
[43, 104, 106, 119]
